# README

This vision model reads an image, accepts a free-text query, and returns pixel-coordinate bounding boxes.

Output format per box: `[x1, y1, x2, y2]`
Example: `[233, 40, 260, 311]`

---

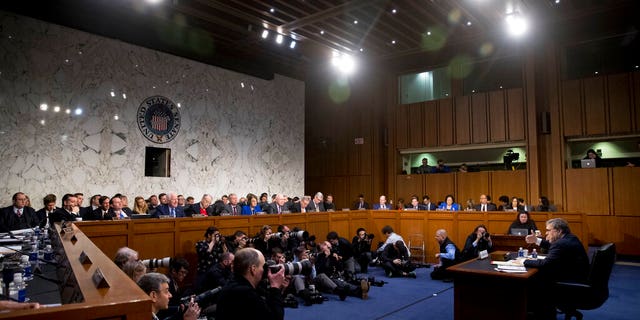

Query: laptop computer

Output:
[510, 228, 529, 236]
[581, 159, 596, 168]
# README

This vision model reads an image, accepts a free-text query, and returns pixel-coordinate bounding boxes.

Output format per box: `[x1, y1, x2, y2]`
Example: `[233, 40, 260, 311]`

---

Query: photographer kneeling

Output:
[461, 224, 493, 261]
[352, 228, 374, 274]
[381, 240, 416, 278]
[216, 248, 286, 320]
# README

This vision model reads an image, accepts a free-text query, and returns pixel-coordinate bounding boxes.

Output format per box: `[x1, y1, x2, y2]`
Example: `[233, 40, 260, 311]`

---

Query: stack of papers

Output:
[494, 265, 528, 273]
[492, 260, 527, 273]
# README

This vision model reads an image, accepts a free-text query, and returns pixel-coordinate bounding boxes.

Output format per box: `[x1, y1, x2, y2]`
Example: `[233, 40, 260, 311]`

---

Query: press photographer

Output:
[326, 231, 355, 281]
[352, 228, 374, 273]
[195, 227, 227, 291]
[461, 224, 493, 261]
[315, 241, 369, 300]
[380, 240, 416, 278]
[216, 248, 286, 320]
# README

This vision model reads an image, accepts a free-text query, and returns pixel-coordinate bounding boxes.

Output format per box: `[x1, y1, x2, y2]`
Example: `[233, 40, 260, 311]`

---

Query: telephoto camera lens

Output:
[265, 259, 312, 276]
[141, 257, 172, 268]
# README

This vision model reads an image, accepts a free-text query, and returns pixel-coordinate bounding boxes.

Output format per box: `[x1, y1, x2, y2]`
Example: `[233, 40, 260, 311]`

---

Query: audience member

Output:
[199, 252, 234, 295]
[252, 225, 274, 256]
[122, 260, 147, 282]
[417, 158, 432, 174]
[226, 230, 248, 254]
[86, 196, 113, 220]
[496, 195, 510, 211]
[114, 246, 139, 269]
[432, 159, 450, 173]
[36, 193, 57, 228]
[186, 196, 195, 206]
[110, 196, 128, 219]
[51, 193, 80, 222]
[0, 192, 38, 232]
[584, 148, 603, 167]
[290, 195, 311, 213]
[166, 257, 191, 306]
[132, 196, 149, 214]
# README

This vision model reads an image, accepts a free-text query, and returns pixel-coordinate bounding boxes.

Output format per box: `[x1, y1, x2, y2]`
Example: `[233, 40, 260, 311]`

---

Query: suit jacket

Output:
[290, 202, 309, 213]
[405, 204, 427, 211]
[50, 208, 80, 223]
[0, 206, 39, 232]
[306, 201, 325, 212]
[79, 206, 94, 218]
[352, 201, 370, 210]
[323, 202, 336, 211]
[185, 203, 215, 216]
[222, 204, 243, 215]
[523, 233, 589, 283]
[153, 205, 185, 218]
[36, 207, 58, 228]
[437, 203, 460, 211]
[474, 203, 498, 212]
[372, 203, 391, 210]
[84, 208, 115, 221]
[241, 205, 263, 215]
[266, 202, 290, 214]
[423, 202, 437, 211]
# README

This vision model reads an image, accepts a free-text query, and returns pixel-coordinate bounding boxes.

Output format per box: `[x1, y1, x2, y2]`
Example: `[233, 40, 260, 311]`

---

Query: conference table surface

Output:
[448, 252, 539, 320]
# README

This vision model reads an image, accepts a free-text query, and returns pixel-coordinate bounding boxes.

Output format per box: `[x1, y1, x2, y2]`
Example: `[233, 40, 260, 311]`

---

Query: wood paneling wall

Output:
[561, 72, 640, 137]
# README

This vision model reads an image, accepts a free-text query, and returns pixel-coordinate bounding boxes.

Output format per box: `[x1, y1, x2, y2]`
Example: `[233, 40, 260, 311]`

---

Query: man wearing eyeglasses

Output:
[138, 272, 200, 320]
[523, 218, 589, 319]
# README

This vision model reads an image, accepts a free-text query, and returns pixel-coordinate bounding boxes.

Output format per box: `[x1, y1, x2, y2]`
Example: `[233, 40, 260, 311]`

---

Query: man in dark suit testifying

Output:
[0, 192, 39, 232]
[522, 218, 590, 319]
[153, 192, 185, 218]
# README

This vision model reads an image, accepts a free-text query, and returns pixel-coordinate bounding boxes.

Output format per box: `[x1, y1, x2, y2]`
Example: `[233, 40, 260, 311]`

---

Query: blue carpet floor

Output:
[284, 263, 640, 320]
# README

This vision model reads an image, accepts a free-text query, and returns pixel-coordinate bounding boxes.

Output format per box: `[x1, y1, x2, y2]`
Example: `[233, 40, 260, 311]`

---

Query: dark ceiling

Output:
[2, 0, 639, 80]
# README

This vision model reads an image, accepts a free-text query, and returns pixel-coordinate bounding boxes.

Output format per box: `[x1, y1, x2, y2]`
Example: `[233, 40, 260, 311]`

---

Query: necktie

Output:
[277, 205, 281, 214]
[170, 208, 175, 217]
[232, 206, 237, 215]
[482, 204, 486, 212]
[17, 209, 22, 217]
[120, 212, 125, 219]
[316, 204, 319, 212]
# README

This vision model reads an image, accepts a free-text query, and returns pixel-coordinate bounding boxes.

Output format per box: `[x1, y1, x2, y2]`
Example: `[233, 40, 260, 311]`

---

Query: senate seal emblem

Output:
[137, 96, 181, 143]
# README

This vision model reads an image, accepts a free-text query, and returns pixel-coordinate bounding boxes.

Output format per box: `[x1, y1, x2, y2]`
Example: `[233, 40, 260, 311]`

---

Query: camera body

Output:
[141, 257, 171, 269]
[483, 232, 491, 239]
[366, 233, 375, 240]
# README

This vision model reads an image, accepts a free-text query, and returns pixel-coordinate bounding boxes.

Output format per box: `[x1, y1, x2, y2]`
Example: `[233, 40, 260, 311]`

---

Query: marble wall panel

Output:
[0, 12, 304, 207]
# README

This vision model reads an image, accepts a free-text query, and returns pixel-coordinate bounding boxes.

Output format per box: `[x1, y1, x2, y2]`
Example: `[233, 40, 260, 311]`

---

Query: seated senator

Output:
[437, 195, 460, 211]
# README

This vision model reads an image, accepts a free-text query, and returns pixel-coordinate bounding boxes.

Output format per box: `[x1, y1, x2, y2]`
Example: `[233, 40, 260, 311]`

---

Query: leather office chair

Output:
[555, 243, 616, 320]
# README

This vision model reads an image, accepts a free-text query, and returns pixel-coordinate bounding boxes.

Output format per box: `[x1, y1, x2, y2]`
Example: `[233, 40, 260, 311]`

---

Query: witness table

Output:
[448, 253, 539, 320]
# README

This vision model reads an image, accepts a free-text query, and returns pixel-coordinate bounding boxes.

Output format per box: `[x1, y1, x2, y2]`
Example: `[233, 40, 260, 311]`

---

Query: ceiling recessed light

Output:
[392, 9, 397, 14]
[391, 40, 396, 44]
[354, 20, 358, 24]
[40, 103, 48, 111]
[53, 106, 60, 113]
[359, 48, 364, 52]
[261, 30, 269, 39]
[289, 41, 296, 49]
[270, 8, 275, 13]
[320, 30, 325, 35]
[275, 34, 283, 44]
[114, 114, 119, 120]
[74, 108, 83, 115]
[466, 21, 472, 26]
[427, 31, 431, 36]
